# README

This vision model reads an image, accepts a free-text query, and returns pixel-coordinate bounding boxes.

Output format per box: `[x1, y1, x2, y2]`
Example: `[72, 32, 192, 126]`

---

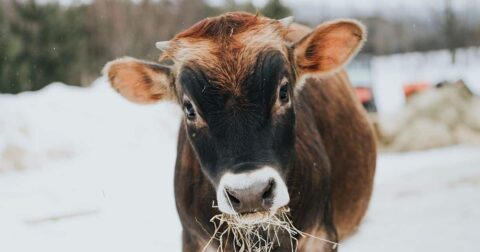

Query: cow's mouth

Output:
[235, 210, 274, 225]
[220, 206, 291, 227]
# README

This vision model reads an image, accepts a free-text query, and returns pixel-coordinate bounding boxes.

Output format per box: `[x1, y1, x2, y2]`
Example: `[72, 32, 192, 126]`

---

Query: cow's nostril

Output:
[225, 189, 241, 205]
[262, 180, 275, 200]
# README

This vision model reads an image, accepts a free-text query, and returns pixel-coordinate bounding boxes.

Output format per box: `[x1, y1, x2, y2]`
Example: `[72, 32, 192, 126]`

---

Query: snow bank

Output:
[1, 78, 479, 251]
[0, 79, 183, 251]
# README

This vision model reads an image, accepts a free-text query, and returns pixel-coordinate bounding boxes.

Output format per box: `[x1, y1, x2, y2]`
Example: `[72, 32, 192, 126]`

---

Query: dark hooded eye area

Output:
[279, 81, 289, 103]
[178, 50, 292, 127]
[183, 99, 196, 120]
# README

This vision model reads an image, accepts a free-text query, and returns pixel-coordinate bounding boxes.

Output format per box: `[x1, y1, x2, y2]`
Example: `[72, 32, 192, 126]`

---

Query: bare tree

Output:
[444, 0, 457, 63]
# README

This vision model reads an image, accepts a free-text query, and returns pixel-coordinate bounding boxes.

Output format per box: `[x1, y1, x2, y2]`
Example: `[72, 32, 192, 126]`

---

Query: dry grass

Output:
[202, 205, 339, 252]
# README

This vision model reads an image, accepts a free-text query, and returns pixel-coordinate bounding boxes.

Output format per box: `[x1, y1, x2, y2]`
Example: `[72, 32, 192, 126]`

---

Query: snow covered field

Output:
[1, 79, 479, 252]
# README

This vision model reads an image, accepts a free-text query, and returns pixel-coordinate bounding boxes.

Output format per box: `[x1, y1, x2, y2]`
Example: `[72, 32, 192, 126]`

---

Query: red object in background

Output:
[354, 87, 377, 112]
[403, 82, 432, 98]
[355, 87, 373, 103]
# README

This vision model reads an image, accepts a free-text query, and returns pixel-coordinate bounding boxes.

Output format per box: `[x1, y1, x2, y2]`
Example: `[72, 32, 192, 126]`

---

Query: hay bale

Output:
[454, 125, 480, 145]
[464, 98, 480, 131]
[386, 118, 454, 152]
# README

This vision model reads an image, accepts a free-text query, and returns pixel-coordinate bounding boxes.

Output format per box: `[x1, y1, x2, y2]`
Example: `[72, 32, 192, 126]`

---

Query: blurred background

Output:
[1, 0, 479, 251]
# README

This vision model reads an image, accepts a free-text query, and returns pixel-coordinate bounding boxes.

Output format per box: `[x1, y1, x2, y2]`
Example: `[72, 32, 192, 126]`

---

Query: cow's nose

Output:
[224, 180, 275, 214]
[216, 167, 290, 215]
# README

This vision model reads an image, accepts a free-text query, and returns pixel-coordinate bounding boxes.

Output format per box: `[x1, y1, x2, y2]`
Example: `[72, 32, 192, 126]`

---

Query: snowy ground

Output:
[1, 79, 479, 252]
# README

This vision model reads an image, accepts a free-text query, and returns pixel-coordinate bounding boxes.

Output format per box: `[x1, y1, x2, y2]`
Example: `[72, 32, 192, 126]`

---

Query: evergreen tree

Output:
[260, 0, 291, 19]
[0, 0, 87, 93]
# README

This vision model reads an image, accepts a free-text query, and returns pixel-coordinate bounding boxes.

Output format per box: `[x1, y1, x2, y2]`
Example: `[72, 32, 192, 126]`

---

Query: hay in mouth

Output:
[202, 206, 339, 252]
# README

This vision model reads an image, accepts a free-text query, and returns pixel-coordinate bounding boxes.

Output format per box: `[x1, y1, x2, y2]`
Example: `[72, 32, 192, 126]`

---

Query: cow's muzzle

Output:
[216, 167, 290, 216]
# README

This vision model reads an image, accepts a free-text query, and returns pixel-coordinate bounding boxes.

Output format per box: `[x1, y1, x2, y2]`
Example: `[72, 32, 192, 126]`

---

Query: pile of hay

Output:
[374, 80, 480, 152]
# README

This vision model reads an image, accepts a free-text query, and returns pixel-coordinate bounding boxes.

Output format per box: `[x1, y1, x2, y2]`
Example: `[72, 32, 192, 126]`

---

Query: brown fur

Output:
[174, 12, 265, 40]
[302, 74, 376, 240]
[285, 22, 375, 240]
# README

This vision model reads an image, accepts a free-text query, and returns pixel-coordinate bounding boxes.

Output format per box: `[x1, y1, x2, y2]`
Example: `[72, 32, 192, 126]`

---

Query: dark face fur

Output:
[179, 50, 295, 183]
[177, 50, 296, 215]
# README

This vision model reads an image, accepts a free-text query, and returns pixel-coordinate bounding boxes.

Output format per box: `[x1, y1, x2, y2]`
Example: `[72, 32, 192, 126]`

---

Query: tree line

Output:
[0, 0, 291, 93]
[0, 0, 478, 93]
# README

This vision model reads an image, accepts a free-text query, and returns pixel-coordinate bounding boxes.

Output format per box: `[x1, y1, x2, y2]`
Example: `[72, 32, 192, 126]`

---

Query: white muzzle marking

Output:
[216, 167, 290, 215]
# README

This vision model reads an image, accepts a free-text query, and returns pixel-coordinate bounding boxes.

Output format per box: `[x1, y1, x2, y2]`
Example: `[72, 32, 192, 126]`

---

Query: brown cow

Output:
[103, 12, 376, 252]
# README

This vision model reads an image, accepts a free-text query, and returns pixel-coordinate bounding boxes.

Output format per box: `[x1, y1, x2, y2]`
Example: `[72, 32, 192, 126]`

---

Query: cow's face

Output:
[104, 12, 365, 218]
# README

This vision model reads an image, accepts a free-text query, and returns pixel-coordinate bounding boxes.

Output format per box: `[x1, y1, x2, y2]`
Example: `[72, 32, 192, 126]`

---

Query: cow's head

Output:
[104, 12, 365, 219]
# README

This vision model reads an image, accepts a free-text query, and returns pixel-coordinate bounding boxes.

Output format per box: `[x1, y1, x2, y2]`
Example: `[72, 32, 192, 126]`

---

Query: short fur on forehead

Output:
[161, 12, 290, 96]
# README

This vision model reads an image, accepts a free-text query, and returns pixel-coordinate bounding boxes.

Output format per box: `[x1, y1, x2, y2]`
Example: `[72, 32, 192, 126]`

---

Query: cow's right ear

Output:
[103, 57, 175, 104]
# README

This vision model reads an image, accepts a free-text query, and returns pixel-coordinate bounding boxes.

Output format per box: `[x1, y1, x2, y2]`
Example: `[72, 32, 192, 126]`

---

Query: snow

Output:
[343, 147, 480, 252]
[0, 79, 183, 251]
[1, 79, 479, 251]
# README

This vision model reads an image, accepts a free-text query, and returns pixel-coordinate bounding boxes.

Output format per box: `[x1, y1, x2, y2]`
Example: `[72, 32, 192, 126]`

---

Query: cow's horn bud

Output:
[155, 41, 170, 51]
[279, 16, 294, 27]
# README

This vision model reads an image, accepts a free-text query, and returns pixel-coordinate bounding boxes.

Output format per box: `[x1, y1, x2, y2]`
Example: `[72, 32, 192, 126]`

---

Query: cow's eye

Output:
[183, 100, 196, 120]
[279, 82, 289, 102]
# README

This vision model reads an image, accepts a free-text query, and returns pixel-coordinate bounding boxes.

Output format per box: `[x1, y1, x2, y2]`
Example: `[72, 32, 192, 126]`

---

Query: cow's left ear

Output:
[103, 57, 175, 104]
[293, 19, 366, 84]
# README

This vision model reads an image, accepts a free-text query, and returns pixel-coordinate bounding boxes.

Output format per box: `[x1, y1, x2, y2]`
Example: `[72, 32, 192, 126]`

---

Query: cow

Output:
[103, 12, 376, 252]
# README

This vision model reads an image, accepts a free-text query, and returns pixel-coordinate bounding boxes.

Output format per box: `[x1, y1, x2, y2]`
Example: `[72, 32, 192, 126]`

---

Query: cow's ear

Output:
[103, 57, 175, 104]
[293, 19, 366, 83]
